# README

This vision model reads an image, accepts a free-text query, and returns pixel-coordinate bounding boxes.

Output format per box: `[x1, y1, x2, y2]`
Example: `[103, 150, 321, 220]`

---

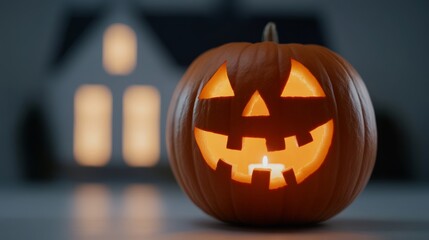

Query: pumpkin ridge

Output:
[302, 47, 340, 221]
[313, 46, 369, 221]
[228, 43, 257, 222]
[297, 45, 341, 221]
[320, 46, 355, 221]
[168, 79, 201, 209]
[327, 50, 376, 207]
[190, 53, 225, 217]
[325, 50, 366, 207]
[323, 53, 356, 219]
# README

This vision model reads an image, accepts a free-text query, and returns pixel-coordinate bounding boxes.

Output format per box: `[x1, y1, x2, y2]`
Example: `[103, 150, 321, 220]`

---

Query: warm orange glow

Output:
[121, 185, 162, 236]
[74, 85, 112, 166]
[123, 86, 160, 167]
[195, 120, 334, 189]
[199, 63, 234, 99]
[195, 59, 333, 189]
[242, 90, 270, 117]
[72, 184, 111, 236]
[281, 59, 326, 97]
[72, 184, 162, 238]
[103, 23, 137, 75]
[248, 155, 285, 179]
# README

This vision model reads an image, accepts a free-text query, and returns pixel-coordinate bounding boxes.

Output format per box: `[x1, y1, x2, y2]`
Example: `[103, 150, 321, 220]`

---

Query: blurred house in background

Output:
[45, 4, 179, 178]
[0, 0, 428, 183]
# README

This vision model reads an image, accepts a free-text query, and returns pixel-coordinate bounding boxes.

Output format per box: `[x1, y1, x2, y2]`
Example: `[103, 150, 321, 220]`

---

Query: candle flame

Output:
[262, 155, 268, 166]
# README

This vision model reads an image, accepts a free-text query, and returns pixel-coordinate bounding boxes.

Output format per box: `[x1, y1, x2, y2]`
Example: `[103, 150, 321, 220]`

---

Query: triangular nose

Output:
[242, 91, 270, 117]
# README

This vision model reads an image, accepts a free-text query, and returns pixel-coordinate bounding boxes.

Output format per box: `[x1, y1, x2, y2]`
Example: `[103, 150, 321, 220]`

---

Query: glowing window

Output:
[122, 86, 161, 167]
[74, 85, 112, 166]
[103, 23, 137, 75]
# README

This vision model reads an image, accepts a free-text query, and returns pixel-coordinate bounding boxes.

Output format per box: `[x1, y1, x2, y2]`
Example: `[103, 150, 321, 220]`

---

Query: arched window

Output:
[123, 86, 160, 166]
[103, 23, 137, 75]
[74, 85, 112, 166]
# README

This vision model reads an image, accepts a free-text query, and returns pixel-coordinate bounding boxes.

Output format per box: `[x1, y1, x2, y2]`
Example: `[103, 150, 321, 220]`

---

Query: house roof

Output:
[142, 13, 327, 67]
[52, 8, 105, 68]
[52, 8, 327, 69]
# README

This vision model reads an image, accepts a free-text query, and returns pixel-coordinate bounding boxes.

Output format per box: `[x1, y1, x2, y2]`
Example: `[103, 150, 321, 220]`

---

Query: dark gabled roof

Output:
[52, 7, 327, 69]
[51, 8, 104, 68]
[141, 13, 328, 67]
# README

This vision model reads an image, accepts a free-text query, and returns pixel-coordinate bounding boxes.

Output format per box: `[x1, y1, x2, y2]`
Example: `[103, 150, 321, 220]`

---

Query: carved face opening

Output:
[194, 59, 334, 189]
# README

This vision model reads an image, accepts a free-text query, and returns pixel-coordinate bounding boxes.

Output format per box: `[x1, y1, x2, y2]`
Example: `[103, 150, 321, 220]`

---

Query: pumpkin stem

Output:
[262, 22, 279, 43]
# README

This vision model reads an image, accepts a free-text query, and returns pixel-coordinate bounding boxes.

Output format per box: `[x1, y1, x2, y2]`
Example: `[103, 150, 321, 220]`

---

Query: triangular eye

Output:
[199, 63, 235, 99]
[281, 59, 326, 97]
[242, 91, 270, 117]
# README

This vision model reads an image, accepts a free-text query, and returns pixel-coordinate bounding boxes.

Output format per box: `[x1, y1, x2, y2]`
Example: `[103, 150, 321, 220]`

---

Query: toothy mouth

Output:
[194, 119, 334, 189]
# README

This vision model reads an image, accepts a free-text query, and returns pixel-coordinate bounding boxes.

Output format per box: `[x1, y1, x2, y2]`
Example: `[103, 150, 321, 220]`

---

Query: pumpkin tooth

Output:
[251, 169, 271, 188]
[282, 169, 297, 186]
[226, 135, 243, 150]
[296, 132, 313, 147]
[216, 159, 233, 179]
[266, 137, 286, 151]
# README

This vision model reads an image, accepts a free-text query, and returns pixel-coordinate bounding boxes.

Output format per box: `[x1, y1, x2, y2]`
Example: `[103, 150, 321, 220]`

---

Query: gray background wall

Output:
[1, 0, 428, 182]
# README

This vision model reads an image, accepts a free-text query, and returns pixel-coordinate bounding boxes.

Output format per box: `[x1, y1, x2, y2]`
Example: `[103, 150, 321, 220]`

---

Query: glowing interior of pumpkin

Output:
[242, 91, 270, 117]
[195, 59, 334, 189]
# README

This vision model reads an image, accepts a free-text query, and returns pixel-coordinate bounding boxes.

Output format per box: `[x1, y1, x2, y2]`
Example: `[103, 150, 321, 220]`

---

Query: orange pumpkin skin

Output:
[167, 40, 377, 225]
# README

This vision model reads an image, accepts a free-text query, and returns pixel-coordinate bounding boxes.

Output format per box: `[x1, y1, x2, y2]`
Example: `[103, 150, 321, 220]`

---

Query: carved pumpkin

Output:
[167, 23, 377, 225]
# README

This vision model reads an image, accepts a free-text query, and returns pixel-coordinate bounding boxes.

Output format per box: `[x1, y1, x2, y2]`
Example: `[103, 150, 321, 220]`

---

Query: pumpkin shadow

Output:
[193, 219, 325, 233]
[193, 218, 429, 233]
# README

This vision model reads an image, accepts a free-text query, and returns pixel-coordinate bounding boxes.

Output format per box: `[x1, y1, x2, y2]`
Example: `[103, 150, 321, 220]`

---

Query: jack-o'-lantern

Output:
[167, 23, 377, 225]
